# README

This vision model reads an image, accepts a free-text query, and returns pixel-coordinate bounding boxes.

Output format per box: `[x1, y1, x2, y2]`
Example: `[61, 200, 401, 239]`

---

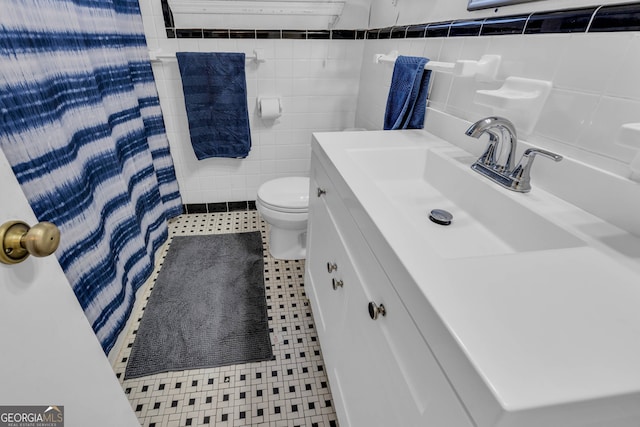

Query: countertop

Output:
[312, 129, 640, 427]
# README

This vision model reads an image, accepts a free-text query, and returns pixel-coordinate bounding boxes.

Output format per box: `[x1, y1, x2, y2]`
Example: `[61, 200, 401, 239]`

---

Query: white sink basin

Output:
[347, 146, 585, 258]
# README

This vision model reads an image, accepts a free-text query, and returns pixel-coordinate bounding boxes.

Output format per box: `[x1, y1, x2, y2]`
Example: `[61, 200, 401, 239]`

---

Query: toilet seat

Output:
[257, 177, 309, 213]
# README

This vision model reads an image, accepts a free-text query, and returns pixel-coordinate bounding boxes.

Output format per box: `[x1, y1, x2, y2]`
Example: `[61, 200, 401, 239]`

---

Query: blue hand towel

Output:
[176, 52, 251, 159]
[383, 56, 431, 130]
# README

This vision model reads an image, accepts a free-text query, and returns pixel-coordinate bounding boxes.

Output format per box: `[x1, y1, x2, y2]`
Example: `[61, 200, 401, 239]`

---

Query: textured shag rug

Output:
[124, 231, 272, 379]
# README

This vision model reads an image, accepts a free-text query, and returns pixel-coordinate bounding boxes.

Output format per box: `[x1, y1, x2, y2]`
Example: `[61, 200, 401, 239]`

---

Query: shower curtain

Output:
[0, 0, 183, 353]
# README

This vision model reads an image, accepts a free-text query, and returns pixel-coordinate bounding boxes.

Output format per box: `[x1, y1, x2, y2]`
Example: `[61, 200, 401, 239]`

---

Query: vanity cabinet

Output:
[306, 152, 473, 427]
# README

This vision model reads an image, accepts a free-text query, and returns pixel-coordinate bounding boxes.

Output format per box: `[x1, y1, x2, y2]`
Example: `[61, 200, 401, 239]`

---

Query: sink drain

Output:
[429, 209, 453, 226]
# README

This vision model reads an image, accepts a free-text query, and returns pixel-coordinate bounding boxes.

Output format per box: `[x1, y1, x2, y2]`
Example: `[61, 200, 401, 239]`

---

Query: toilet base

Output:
[266, 225, 306, 260]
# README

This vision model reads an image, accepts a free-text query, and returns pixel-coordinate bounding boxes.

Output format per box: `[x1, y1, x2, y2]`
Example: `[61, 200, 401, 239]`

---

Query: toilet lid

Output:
[257, 177, 309, 211]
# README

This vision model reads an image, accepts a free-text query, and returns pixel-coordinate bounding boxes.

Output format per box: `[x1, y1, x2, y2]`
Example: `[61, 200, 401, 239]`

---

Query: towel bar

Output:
[149, 49, 265, 63]
[374, 51, 455, 73]
[374, 51, 501, 80]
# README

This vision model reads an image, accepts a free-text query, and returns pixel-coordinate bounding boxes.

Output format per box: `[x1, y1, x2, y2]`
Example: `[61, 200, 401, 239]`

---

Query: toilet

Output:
[256, 176, 310, 260]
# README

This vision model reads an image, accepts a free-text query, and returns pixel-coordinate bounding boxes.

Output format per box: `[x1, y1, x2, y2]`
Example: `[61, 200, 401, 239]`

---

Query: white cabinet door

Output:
[0, 149, 139, 426]
[307, 198, 391, 426]
[336, 266, 401, 427]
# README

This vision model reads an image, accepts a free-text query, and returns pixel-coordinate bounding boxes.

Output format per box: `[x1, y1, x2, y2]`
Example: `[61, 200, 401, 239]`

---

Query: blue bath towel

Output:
[176, 52, 251, 159]
[384, 56, 431, 130]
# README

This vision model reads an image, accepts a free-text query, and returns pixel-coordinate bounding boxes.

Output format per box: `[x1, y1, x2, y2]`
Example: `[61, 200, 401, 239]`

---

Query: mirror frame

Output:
[467, 0, 542, 11]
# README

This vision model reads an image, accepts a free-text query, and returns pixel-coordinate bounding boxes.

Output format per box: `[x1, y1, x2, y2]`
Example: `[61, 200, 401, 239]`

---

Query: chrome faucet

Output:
[465, 116, 518, 172]
[465, 116, 562, 193]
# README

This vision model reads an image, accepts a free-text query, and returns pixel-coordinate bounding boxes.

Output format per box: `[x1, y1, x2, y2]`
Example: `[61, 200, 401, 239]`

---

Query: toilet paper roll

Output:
[258, 97, 281, 120]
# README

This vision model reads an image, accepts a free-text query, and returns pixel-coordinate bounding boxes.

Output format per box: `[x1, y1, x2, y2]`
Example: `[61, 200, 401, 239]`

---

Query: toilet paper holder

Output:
[257, 97, 282, 119]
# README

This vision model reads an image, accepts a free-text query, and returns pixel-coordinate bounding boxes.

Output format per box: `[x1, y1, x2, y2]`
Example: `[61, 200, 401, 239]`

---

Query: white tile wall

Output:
[139, 0, 364, 204]
[141, 0, 640, 199]
[355, 31, 640, 177]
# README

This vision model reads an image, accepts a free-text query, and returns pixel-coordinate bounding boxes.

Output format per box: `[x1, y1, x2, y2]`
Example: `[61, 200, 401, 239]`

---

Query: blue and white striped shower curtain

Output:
[0, 0, 183, 353]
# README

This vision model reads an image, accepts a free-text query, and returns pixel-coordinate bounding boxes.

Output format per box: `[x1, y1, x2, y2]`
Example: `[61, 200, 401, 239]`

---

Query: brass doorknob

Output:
[0, 220, 60, 264]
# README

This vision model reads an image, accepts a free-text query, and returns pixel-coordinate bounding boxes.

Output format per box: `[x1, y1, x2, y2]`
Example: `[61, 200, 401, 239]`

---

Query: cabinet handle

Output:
[326, 262, 337, 273]
[368, 302, 386, 320]
[317, 187, 326, 197]
[332, 278, 344, 290]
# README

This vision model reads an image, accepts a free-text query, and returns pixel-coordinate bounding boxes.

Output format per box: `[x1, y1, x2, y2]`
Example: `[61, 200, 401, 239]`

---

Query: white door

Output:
[0, 149, 140, 426]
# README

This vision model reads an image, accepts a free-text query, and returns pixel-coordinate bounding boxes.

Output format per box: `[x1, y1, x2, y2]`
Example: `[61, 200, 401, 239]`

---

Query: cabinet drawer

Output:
[305, 184, 346, 337]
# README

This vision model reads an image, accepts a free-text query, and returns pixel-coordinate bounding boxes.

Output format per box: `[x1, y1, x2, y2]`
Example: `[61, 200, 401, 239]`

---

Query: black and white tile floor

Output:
[111, 211, 338, 427]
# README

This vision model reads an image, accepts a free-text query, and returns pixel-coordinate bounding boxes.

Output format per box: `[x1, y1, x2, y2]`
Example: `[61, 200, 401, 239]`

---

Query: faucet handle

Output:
[509, 148, 562, 192]
[524, 148, 562, 162]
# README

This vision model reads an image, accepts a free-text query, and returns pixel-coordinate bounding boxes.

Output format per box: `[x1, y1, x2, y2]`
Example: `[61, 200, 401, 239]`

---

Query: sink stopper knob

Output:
[429, 209, 453, 226]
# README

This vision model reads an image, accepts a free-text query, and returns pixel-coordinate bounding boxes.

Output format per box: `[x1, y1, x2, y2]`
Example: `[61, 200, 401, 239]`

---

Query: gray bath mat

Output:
[124, 231, 273, 379]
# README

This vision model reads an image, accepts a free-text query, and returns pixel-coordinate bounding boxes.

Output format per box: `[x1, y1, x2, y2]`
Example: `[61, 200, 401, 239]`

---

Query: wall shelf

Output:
[474, 76, 552, 135]
[167, 0, 345, 30]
